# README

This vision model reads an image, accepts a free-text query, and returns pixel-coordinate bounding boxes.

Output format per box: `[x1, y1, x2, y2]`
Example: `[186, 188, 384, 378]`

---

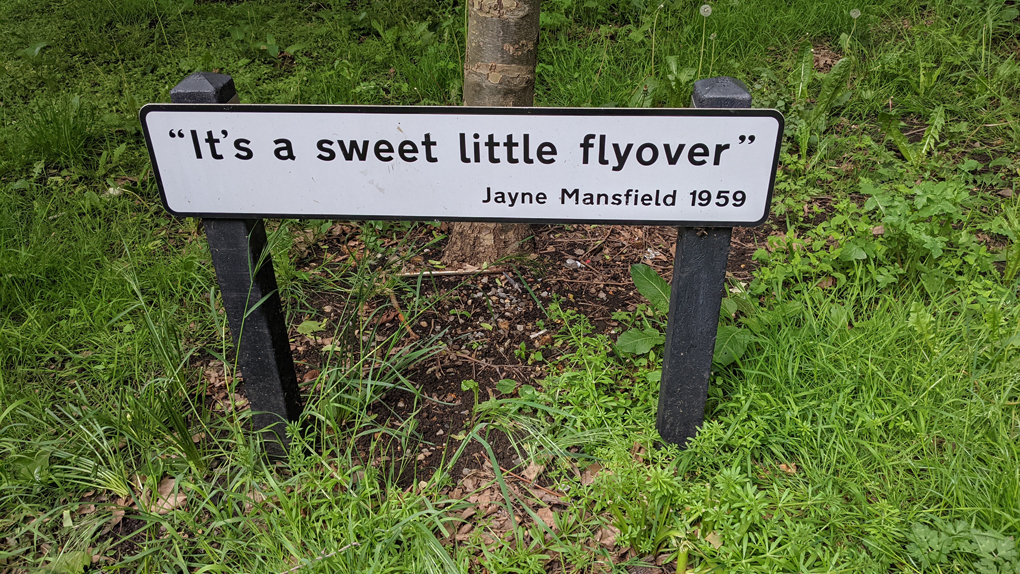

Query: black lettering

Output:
[507, 192, 518, 207]
[582, 193, 595, 205]
[459, 133, 471, 163]
[233, 138, 253, 160]
[190, 130, 202, 159]
[423, 133, 439, 162]
[596, 193, 609, 205]
[273, 138, 296, 161]
[337, 140, 369, 161]
[663, 143, 686, 165]
[537, 142, 556, 164]
[580, 134, 596, 164]
[688, 143, 709, 166]
[636, 143, 658, 166]
[663, 190, 677, 206]
[398, 140, 419, 162]
[612, 193, 622, 205]
[598, 135, 609, 165]
[485, 134, 500, 163]
[205, 130, 224, 160]
[504, 134, 519, 164]
[523, 134, 534, 164]
[612, 143, 633, 172]
[641, 193, 653, 205]
[536, 192, 547, 204]
[713, 143, 731, 165]
[482, 187, 492, 203]
[494, 191, 506, 203]
[561, 188, 579, 204]
[374, 140, 394, 162]
[520, 191, 533, 204]
[473, 133, 480, 163]
[316, 139, 335, 161]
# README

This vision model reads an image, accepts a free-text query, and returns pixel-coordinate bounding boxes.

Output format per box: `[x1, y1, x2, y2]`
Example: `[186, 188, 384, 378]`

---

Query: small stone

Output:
[516, 325, 525, 331]
[598, 291, 607, 300]
[436, 429, 444, 436]
[397, 401, 405, 408]
[417, 454, 426, 461]
[462, 468, 471, 475]
[418, 481, 428, 489]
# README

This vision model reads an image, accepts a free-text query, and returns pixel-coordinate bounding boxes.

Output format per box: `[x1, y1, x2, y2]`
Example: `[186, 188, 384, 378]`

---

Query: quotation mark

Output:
[168, 129, 185, 138]
[738, 135, 756, 144]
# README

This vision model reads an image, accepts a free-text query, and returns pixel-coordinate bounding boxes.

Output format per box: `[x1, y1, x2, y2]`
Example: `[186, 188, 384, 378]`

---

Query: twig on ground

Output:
[388, 291, 419, 340]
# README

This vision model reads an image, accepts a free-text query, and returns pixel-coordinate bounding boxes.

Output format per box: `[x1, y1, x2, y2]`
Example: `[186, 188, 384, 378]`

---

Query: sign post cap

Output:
[170, 72, 236, 104]
[692, 76, 751, 109]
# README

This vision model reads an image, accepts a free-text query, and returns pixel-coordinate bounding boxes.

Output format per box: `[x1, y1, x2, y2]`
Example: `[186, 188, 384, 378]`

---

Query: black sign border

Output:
[140, 104, 784, 228]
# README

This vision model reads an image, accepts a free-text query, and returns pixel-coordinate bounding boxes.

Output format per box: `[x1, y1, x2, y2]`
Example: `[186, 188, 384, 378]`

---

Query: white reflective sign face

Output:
[141, 105, 783, 226]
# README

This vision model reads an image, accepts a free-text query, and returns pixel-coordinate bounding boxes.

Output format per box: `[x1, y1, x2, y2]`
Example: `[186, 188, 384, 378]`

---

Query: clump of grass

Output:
[22, 95, 100, 169]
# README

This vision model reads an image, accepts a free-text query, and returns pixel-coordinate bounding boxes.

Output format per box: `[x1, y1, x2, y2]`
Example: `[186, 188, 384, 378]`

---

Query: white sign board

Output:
[141, 105, 783, 226]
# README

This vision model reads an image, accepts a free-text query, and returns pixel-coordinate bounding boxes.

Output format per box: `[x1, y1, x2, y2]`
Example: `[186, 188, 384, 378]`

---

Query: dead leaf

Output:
[77, 504, 96, 516]
[630, 442, 645, 463]
[522, 462, 545, 482]
[998, 188, 1014, 198]
[581, 463, 603, 486]
[536, 507, 556, 529]
[816, 276, 835, 289]
[872, 225, 885, 236]
[595, 525, 620, 548]
[150, 476, 187, 514]
[779, 463, 798, 475]
[302, 369, 320, 383]
[704, 531, 723, 549]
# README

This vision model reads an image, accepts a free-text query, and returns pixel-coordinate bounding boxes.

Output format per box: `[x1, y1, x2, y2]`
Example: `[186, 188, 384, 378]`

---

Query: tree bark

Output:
[442, 0, 539, 267]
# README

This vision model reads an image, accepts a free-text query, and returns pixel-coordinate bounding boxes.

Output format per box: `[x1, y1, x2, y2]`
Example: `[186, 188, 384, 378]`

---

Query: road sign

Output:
[142, 105, 783, 227]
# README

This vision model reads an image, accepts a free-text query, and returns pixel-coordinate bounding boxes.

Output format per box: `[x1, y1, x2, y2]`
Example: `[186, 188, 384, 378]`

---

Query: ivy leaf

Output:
[713, 326, 752, 367]
[616, 328, 664, 355]
[630, 264, 670, 315]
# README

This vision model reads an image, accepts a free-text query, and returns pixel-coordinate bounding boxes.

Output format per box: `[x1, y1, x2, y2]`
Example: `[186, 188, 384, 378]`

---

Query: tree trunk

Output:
[442, 0, 539, 267]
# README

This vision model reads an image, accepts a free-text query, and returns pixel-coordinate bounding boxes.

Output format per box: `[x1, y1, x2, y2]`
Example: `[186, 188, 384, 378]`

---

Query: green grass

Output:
[2, 0, 1019, 570]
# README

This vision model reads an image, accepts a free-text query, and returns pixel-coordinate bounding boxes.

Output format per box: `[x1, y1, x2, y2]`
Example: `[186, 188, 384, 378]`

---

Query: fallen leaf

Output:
[779, 463, 798, 475]
[581, 463, 603, 486]
[150, 477, 187, 514]
[816, 276, 835, 289]
[998, 188, 1013, 198]
[705, 531, 723, 549]
[872, 225, 885, 236]
[536, 507, 556, 529]
[302, 369, 320, 383]
[595, 525, 620, 548]
[522, 463, 544, 482]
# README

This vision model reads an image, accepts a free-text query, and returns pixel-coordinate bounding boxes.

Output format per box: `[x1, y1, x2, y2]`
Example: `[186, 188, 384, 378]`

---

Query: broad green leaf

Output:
[630, 264, 670, 315]
[616, 328, 664, 355]
[809, 56, 853, 131]
[793, 41, 814, 101]
[713, 325, 752, 367]
[296, 320, 325, 336]
[496, 379, 517, 394]
[839, 243, 868, 261]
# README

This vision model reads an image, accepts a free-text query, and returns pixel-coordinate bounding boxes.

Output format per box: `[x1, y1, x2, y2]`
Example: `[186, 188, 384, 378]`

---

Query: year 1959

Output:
[689, 189, 746, 207]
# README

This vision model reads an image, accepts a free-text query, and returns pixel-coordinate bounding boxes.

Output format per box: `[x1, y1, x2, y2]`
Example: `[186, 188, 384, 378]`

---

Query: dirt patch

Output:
[280, 220, 782, 485]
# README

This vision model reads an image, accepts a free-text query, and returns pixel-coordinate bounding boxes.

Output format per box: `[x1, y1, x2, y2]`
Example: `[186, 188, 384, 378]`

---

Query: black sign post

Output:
[170, 73, 302, 453]
[654, 75, 753, 450]
[158, 72, 770, 453]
